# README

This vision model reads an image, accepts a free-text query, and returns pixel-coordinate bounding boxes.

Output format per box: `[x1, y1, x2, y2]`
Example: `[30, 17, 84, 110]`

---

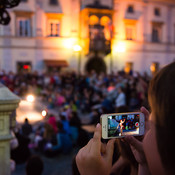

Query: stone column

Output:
[0, 84, 20, 175]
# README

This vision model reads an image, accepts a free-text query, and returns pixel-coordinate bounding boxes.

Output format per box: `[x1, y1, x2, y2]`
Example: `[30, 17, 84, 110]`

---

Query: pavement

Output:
[13, 98, 94, 175]
[12, 147, 79, 175]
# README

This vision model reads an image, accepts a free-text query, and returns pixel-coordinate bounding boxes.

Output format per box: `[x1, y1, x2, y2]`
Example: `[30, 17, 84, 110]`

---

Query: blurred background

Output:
[0, 0, 175, 174]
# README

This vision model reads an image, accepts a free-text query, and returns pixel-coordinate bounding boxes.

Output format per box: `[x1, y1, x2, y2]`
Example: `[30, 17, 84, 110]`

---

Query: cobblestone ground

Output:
[12, 147, 79, 175]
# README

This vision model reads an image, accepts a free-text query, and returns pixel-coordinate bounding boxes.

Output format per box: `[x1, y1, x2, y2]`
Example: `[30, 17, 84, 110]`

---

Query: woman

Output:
[76, 62, 175, 175]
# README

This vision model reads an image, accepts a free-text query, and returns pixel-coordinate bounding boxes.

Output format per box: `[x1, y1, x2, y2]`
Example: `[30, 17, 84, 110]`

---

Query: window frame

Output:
[16, 17, 32, 37]
[125, 25, 135, 40]
[154, 8, 161, 16]
[152, 23, 162, 43]
[47, 19, 60, 37]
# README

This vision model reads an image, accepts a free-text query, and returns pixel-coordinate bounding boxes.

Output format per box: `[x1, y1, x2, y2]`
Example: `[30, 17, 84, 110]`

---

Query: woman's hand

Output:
[76, 123, 115, 175]
[124, 107, 151, 175]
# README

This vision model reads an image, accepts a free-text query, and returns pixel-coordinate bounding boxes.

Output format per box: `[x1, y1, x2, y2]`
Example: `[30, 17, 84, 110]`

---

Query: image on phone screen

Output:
[108, 114, 140, 137]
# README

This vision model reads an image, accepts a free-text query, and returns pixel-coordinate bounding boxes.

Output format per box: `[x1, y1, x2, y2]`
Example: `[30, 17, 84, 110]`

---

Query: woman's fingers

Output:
[91, 123, 102, 155]
[140, 106, 150, 121]
[140, 106, 151, 132]
[125, 135, 143, 152]
[105, 139, 115, 162]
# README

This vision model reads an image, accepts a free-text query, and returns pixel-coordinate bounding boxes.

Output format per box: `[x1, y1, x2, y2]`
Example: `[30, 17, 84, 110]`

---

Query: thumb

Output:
[104, 139, 115, 163]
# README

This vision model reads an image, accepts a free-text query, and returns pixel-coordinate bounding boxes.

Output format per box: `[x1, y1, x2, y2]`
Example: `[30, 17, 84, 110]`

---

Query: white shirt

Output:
[115, 92, 126, 107]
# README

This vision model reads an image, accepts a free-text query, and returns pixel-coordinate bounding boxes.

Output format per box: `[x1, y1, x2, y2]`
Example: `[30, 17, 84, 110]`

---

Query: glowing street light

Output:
[73, 44, 82, 52]
[26, 95, 35, 102]
[73, 44, 82, 76]
[113, 42, 126, 53]
[41, 110, 47, 117]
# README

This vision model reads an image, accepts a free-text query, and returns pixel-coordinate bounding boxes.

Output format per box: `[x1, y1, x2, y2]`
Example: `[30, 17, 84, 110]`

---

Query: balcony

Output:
[89, 38, 111, 54]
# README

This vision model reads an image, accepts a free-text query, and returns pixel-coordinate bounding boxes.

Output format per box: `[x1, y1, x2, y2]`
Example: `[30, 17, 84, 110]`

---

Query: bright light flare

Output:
[113, 42, 126, 53]
[26, 95, 35, 102]
[42, 110, 47, 117]
[73, 45, 82, 52]
[63, 38, 76, 49]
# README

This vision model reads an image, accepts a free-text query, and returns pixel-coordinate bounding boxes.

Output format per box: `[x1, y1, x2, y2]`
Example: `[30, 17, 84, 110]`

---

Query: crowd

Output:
[0, 69, 150, 122]
[76, 62, 175, 175]
[0, 68, 151, 174]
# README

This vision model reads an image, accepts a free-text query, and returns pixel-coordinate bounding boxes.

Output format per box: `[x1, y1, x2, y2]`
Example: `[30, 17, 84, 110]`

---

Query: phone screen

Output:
[108, 114, 140, 137]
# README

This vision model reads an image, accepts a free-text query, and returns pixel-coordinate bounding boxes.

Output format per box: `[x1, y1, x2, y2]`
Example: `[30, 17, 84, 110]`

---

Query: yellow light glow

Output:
[16, 100, 43, 124]
[124, 67, 130, 74]
[63, 38, 76, 49]
[73, 45, 82, 52]
[89, 15, 99, 25]
[114, 42, 126, 53]
[150, 65, 155, 72]
[41, 110, 47, 117]
[100, 16, 110, 26]
[26, 95, 35, 102]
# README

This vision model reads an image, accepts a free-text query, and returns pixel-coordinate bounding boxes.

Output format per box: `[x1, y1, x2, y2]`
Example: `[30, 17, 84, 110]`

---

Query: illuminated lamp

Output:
[63, 38, 76, 49]
[114, 42, 126, 53]
[73, 45, 82, 52]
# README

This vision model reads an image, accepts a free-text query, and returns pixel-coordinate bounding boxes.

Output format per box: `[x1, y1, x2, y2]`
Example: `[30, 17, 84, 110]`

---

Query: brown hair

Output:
[148, 62, 175, 174]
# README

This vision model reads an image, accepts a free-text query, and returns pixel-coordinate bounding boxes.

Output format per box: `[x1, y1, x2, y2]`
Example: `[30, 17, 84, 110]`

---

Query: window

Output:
[47, 20, 60, 37]
[154, 8, 160, 16]
[49, 0, 58, 5]
[127, 5, 134, 13]
[152, 23, 162, 42]
[16, 17, 31, 37]
[125, 25, 135, 40]
[126, 26, 133, 40]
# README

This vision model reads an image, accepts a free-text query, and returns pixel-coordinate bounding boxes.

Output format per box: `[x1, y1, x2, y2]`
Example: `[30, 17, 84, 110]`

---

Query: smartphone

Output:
[101, 112, 145, 139]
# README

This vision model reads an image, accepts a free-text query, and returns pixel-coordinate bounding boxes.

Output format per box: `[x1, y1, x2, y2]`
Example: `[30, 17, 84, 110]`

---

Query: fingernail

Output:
[96, 123, 100, 128]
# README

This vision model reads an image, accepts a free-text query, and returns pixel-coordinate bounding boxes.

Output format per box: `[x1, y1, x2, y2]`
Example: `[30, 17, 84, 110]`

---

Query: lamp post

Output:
[73, 44, 82, 76]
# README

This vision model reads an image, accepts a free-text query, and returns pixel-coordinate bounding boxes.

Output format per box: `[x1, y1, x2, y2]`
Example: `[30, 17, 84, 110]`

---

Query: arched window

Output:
[100, 16, 110, 26]
[100, 16, 112, 40]
[89, 15, 99, 25]
[127, 5, 134, 13]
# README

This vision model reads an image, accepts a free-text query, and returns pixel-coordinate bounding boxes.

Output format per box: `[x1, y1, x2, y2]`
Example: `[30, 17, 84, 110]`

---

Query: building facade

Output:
[0, 0, 175, 74]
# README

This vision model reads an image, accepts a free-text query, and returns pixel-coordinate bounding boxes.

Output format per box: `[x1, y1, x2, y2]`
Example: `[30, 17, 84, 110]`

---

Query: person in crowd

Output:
[11, 125, 31, 164]
[10, 129, 19, 173]
[26, 155, 44, 175]
[69, 112, 81, 145]
[21, 118, 33, 138]
[48, 114, 58, 134]
[55, 92, 65, 107]
[60, 114, 71, 134]
[37, 123, 55, 154]
[52, 121, 72, 154]
[115, 86, 126, 108]
[75, 62, 175, 175]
